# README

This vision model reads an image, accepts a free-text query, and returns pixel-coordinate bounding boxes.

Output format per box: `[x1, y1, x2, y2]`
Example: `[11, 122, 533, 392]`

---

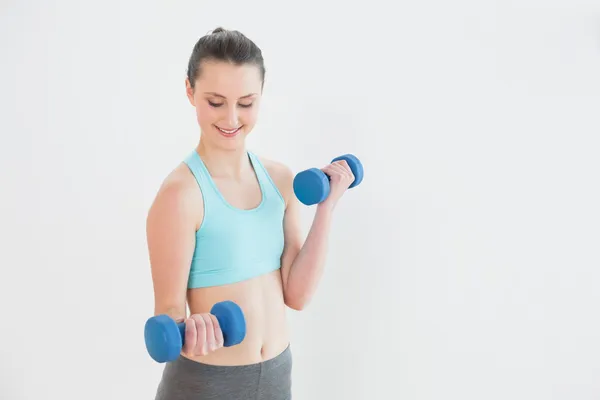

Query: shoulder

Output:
[147, 162, 203, 229]
[255, 154, 295, 205]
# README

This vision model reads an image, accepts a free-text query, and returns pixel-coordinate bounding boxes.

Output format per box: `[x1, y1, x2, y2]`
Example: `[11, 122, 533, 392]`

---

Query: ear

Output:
[185, 78, 196, 106]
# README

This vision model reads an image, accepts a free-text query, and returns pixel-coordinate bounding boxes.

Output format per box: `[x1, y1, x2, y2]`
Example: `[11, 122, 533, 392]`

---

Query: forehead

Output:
[196, 61, 262, 97]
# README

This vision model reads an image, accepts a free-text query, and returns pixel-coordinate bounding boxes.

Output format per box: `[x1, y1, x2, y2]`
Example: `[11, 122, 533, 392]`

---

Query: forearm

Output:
[283, 205, 334, 310]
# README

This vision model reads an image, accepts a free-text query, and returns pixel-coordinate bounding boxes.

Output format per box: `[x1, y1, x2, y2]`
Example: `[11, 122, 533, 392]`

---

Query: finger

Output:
[330, 162, 347, 175]
[331, 161, 354, 181]
[183, 318, 197, 356]
[321, 164, 338, 177]
[325, 163, 347, 180]
[191, 314, 207, 356]
[333, 160, 353, 177]
[210, 314, 224, 348]
[332, 159, 350, 172]
[202, 314, 217, 352]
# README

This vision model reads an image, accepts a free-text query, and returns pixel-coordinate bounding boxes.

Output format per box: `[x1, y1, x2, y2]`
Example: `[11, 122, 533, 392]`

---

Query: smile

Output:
[215, 125, 243, 136]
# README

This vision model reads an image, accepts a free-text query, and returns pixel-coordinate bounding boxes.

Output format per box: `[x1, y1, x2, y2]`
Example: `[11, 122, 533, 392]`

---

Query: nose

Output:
[225, 105, 239, 127]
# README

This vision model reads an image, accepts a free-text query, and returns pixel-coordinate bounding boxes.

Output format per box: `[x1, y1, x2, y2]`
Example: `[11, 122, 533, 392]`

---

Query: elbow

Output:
[284, 292, 309, 311]
[285, 300, 306, 311]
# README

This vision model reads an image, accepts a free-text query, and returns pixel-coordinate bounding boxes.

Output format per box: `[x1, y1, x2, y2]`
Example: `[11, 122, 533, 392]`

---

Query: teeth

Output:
[217, 126, 241, 134]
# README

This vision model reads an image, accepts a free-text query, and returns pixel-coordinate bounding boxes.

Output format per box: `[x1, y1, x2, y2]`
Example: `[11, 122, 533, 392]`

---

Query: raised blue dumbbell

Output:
[144, 300, 246, 363]
[293, 154, 364, 206]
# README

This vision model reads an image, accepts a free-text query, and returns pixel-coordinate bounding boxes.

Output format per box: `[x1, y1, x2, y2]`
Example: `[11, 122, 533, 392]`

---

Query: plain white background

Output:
[1, 0, 600, 399]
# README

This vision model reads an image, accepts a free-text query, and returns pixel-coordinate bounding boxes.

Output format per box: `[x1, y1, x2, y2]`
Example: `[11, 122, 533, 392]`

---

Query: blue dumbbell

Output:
[293, 154, 364, 206]
[144, 300, 246, 363]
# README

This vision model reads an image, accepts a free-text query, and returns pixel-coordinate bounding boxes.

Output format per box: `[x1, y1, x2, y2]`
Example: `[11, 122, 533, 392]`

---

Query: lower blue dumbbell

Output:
[293, 154, 364, 206]
[144, 300, 246, 363]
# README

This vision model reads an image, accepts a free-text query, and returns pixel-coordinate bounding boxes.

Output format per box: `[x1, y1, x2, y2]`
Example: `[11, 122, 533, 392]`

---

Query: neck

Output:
[195, 138, 250, 180]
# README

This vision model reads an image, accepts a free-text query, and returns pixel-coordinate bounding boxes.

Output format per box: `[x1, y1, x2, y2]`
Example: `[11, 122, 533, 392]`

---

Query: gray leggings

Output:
[154, 345, 292, 400]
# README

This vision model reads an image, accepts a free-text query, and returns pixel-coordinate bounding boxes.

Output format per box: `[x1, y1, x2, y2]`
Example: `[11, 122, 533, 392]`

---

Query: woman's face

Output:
[186, 60, 263, 150]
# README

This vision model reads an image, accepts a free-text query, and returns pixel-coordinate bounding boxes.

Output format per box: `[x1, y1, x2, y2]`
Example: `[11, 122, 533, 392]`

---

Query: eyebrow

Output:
[204, 92, 257, 99]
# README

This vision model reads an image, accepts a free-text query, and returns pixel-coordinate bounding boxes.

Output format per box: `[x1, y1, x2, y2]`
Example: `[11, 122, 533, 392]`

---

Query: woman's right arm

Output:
[146, 174, 199, 323]
[146, 170, 225, 356]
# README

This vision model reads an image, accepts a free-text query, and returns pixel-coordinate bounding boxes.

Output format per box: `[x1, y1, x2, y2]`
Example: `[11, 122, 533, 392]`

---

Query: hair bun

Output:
[188, 27, 265, 89]
[211, 27, 227, 34]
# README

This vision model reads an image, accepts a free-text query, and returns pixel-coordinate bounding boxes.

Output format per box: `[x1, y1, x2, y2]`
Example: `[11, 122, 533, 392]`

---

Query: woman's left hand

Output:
[319, 159, 355, 210]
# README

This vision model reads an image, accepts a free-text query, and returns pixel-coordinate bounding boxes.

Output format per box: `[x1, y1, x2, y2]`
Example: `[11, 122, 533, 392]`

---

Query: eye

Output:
[238, 103, 253, 108]
[208, 100, 223, 107]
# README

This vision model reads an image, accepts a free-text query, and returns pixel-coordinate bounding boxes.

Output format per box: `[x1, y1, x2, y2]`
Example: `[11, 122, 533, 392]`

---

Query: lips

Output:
[215, 125, 243, 137]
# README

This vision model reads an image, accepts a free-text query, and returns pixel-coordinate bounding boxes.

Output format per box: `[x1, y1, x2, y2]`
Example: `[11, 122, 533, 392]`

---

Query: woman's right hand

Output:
[182, 313, 224, 357]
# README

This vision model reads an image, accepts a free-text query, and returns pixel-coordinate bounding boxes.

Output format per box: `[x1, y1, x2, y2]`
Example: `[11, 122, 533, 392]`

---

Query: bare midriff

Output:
[183, 269, 290, 366]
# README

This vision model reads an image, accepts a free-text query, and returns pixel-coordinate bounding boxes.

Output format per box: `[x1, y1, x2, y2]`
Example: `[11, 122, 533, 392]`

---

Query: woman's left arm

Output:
[278, 160, 355, 310]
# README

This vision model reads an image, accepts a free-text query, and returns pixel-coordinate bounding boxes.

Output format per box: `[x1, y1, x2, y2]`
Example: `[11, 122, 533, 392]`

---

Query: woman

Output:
[147, 27, 355, 399]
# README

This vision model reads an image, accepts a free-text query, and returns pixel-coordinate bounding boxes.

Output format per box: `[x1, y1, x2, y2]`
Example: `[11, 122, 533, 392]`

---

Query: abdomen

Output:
[184, 269, 290, 366]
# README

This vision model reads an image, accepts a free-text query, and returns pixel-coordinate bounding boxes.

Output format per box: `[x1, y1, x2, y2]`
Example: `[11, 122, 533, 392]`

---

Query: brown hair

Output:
[186, 27, 266, 89]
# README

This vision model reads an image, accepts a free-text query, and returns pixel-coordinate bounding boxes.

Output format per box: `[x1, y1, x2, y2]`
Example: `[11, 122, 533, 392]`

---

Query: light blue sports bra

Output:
[183, 150, 286, 288]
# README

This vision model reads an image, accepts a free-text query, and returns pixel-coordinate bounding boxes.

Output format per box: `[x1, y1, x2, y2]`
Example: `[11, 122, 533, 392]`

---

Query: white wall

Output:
[1, 1, 600, 399]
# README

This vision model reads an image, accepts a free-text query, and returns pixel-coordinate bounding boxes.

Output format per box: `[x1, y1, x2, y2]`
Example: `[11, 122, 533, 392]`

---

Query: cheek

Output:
[195, 103, 217, 124]
[242, 107, 259, 124]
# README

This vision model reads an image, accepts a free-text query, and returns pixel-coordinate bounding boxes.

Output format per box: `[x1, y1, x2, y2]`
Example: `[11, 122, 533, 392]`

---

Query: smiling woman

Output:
[146, 27, 356, 400]
[184, 29, 264, 147]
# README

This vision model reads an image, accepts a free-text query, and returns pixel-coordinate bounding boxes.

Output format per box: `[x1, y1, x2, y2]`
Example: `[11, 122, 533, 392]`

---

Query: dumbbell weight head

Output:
[144, 300, 246, 363]
[211, 300, 246, 346]
[293, 167, 331, 206]
[293, 154, 364, 206]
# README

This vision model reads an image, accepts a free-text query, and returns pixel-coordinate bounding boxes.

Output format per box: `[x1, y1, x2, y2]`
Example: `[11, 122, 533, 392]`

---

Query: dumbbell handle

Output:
[144, 300, 246, 363]
[171, 313, 244, 345]
[152, 316, 220, 348]
[172, 318, 219, 347]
